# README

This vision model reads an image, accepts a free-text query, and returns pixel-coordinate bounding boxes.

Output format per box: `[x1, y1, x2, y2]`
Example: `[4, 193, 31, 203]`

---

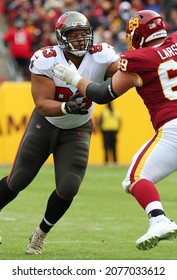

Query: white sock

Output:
[36, 227, 47, 237]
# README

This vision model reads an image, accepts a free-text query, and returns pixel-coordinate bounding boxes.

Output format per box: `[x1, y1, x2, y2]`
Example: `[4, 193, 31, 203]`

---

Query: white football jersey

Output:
[30, 43, 118, 129]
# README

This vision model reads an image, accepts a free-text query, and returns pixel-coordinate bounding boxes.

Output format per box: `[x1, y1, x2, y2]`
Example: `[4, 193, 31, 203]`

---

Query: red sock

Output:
[131, 179, 160, 210]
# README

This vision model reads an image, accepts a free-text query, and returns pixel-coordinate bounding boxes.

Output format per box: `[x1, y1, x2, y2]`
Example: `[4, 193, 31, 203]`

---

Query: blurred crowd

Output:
[1, 0, 177, 80]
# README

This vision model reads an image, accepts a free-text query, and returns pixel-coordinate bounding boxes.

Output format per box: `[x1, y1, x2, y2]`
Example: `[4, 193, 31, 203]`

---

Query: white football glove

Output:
[52, 60, 82, 87]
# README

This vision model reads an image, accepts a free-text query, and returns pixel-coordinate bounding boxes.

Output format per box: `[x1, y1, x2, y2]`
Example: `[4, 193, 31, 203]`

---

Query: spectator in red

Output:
[3, 18, 33, 80]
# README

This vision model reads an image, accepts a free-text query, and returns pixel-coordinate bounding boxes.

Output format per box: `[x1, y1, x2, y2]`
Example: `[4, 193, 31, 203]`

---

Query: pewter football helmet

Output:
[56, 11, 93, 57]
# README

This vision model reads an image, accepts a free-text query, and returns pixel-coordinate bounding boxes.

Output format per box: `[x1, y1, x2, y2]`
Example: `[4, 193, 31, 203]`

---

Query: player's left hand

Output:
[61, 93, 88, 115]
[52, 61, 82, 87]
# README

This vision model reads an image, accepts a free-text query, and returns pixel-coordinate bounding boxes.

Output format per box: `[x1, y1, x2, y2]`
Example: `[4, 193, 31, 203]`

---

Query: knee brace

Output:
[57, 172, 81, 200]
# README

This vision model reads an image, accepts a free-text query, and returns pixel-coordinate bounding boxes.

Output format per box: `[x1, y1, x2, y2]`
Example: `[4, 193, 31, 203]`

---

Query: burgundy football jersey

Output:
[120, 32, 177, 130]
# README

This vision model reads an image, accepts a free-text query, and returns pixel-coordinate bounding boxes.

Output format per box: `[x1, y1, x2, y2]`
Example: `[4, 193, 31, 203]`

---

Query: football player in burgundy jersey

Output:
[0, 11, 119, 254]
[53, 10, 177, 250]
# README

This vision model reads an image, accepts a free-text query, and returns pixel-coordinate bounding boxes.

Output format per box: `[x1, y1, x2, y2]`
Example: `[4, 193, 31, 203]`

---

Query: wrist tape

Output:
[61, 102, 68, 114]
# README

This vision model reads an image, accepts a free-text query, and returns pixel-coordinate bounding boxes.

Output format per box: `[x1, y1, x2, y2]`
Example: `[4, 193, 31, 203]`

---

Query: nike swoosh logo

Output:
[76, 131, 85, 135]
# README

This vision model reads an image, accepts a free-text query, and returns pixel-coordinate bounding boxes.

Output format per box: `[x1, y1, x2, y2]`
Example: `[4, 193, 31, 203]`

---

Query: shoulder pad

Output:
[31, 47, 57, 70]
[89, 43, 118, 63]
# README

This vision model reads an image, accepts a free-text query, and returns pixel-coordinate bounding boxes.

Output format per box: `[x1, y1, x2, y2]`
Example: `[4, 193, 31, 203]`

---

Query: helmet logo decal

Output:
[149, 23, 156, 29]
[128, 17, 139, 31]
[56, 15, 68, 29]
[72, 22, 85, 27]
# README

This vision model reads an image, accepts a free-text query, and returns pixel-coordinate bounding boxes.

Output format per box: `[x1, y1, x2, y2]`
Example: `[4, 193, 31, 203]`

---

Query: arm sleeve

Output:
[86, 79, 118, 104]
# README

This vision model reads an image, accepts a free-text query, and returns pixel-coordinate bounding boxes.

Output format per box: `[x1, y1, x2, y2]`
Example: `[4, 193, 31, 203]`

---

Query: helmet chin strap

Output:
[139, 37, 145, 48]
[68, 41, 89, 57]
[69, 49, 87, 57]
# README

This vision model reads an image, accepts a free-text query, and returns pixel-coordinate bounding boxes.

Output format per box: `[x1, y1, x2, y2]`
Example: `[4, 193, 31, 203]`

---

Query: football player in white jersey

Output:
[0, 11, 119, 253]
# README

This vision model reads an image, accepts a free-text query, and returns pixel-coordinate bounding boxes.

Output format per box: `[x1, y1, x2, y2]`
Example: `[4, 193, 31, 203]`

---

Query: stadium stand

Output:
[0, 0, 174, 81]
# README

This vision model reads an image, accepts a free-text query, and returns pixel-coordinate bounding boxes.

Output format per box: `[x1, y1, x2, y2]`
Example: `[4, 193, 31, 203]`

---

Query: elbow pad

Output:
[86, 79, 118, 104]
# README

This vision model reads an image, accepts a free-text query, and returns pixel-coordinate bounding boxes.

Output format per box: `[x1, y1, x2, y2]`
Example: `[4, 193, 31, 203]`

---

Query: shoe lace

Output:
[30, 232, 44, 251]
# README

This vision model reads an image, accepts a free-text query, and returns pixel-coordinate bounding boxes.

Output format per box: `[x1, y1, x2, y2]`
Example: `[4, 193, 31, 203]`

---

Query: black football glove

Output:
[62, 93, 88, 115]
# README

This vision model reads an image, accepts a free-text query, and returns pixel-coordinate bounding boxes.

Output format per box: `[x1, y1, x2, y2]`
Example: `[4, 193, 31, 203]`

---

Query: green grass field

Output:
[0, 165, 177, 260]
